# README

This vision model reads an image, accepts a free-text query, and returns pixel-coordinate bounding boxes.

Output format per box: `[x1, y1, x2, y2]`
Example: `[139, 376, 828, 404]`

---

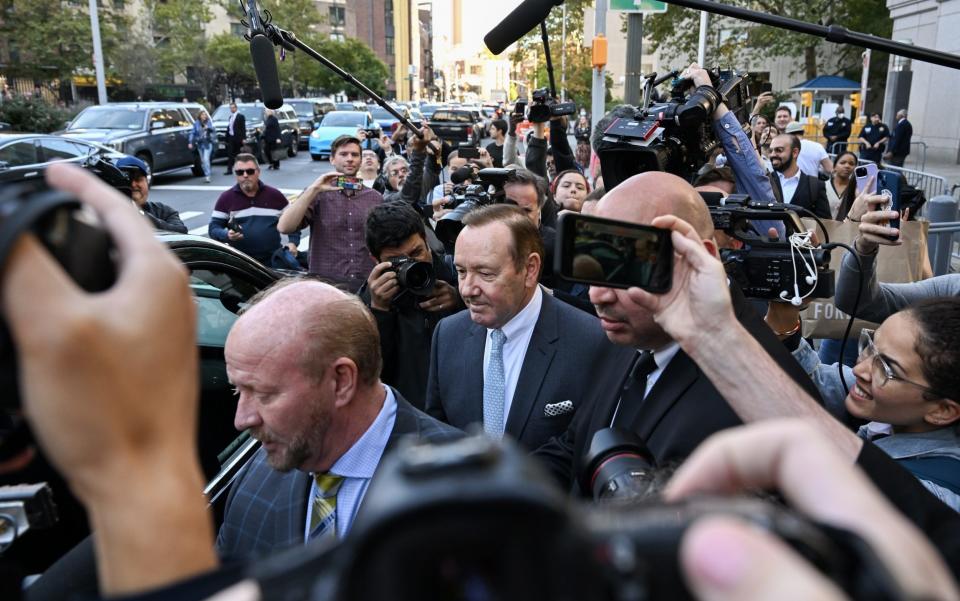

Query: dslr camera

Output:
[434, 167, 511, 247]
[706, 194, 834, 302]
[387, 255, 436, 297]
[595, 68, 753, 188]
[527, 87, 578, 124]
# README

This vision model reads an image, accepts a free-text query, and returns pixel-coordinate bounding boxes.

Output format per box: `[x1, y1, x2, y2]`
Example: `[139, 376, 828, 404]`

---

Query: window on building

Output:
[329, 5, 345, 28]
[330, 32, 345, 42]
[386, 36, 394, 56]
[469, 65, 482, 75]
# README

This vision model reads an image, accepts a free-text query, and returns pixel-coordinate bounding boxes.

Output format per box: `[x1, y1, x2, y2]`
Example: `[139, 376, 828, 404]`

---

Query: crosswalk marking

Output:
[188, 225, 209, 235]
[180, 211, 203, 220]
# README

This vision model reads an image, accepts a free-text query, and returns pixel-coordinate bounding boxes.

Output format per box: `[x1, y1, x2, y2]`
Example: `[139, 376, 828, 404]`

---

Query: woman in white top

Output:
[827, 151, 858, 220]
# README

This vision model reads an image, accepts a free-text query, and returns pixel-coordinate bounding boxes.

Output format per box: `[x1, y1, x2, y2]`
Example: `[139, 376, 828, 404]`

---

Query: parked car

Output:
[287, 98, 336, 149]
[0, 134, 129, 186]
[61, 102, 203, 176]
[369, 105, 409, 134]
[428, 109, 480, 146]
[211, 102, 299, 163]
[309, 110, 378, 160]
[419, 103, 443, 120]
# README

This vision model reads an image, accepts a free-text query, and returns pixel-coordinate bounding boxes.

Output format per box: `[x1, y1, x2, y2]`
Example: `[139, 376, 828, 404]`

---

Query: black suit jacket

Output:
[769, 171, 832, 219]
[532, 284, 823, 495]
[426, 290, 614, 451]
[229, 113, 246, 145]
[889, 119, 913, 157]
[216, 391, 461, 560]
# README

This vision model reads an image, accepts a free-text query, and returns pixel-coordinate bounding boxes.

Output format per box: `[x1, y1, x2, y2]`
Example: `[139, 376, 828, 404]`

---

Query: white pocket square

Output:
[544, 400, 575, 417]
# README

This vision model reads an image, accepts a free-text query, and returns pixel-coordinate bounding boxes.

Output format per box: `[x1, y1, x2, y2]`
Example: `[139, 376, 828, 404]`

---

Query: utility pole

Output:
[591, 0, 608, 133]
[698, 12, 708, 64]
[561, 2, 567, 101]
[623, 13, 643, 104]
[89, 0, 107, 104]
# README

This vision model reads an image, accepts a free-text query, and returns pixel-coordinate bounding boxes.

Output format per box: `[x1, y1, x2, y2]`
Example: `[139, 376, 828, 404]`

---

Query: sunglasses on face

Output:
[234, 168, 257, 176]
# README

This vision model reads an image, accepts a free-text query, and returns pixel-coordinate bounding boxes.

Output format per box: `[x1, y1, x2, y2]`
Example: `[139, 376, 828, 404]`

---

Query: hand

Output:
[855, 206, 902, 255]
[432, 197, 452, 219]
[1, 164, 198, 499]
[367, 262, 399, 311]
[312, 171, 343, 194]
[226, 229, 244, 242]
[286, 242, 299, 257]
[752, 91, 775, 114]
[684, 62, 713, 88]
[844, 178, 882, 222]
[443, 182, 454, 196]
[356, 129, 368, 141]
[508, 111, 523, 135]
[664, 420, 960, 601]
[409, 126, 436, 152]
[379, 135, 393, 152]
[187, 143, 193, 150]
[475, 147, 493, 168]
[625, 215, 735, 347]
[419, 281, 460, 312]
[764, 300, 802, 337]
[883, 152, 892, 160]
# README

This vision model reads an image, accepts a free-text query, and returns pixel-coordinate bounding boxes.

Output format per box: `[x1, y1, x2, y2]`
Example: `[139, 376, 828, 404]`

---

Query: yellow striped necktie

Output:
[309, 473, 344, 540]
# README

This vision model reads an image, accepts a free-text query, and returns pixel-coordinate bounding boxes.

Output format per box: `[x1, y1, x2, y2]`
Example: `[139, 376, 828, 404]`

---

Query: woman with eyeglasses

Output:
[765, 297, 960, 510]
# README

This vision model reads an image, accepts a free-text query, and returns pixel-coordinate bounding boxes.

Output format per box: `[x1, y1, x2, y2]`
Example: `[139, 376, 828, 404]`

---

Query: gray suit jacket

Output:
[425, 290, 613, 451]
[215, 390, 460, 560]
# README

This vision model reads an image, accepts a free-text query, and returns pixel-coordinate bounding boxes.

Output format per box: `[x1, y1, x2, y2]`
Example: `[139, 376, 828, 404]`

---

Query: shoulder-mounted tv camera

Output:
[527, 87, 578, 124]
[434, 167, 511, 247]
[706, 194, 835, 303]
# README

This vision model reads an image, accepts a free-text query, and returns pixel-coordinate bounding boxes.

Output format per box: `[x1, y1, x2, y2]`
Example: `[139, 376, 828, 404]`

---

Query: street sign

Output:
[609, 0, 667, 13]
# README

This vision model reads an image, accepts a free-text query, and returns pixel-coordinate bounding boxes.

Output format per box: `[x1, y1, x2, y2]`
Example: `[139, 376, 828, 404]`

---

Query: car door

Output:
[171, 108, 195, 165]
[37, 137, 95, 169]
[0, 139, 42, 184]
[148, 109, 175, 171]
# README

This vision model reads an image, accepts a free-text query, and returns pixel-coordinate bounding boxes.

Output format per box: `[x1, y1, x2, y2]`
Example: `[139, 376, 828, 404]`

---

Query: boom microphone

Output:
[484, 0, 564, 55]
[250, 33, 283, 109]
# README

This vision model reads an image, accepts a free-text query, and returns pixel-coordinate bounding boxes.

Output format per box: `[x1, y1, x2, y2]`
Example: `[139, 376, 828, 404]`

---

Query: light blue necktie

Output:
[484, 329, 507, 438]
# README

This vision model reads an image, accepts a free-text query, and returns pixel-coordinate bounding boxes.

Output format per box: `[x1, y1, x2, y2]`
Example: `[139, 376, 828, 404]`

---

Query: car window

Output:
[39, 138, 91, 161]
[0, 141, 39, 167]
[431, 111, 472, 123]
[321, 112, 366, 127]
[184, 106, 203, 120]
[189, 267, 264, 348]
[70, 107, 146, 130]
[150, 109, 185, 129]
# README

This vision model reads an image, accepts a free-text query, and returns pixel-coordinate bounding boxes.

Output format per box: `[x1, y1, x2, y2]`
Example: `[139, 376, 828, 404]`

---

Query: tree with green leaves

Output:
[308, 38, 390, 99]
[206, 33, 258, 101]
[0, 0, 126, 83]
[645, 0, 892, 82]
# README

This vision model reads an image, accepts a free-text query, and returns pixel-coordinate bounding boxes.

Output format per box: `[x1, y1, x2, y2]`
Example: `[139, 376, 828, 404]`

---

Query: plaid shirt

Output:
[299, 187, 383, 288]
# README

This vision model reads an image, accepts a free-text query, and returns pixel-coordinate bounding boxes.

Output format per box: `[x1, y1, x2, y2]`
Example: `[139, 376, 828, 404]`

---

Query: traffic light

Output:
[850, 92, 861, 113]
[801, 92, 813, 108]
[592, 34, 607, 69]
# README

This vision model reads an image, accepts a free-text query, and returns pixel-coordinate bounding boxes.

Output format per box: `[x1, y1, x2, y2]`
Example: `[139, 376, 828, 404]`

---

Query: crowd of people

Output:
[4, 62, 960, 601]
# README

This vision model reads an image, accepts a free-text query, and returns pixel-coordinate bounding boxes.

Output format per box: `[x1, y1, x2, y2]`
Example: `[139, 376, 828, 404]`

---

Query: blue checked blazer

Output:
[216, 390, 461, 561]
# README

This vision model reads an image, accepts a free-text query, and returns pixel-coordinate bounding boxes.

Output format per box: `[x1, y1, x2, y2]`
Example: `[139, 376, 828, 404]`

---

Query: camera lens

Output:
[580, 428, 659, 501]
[397, 261, 436, 296]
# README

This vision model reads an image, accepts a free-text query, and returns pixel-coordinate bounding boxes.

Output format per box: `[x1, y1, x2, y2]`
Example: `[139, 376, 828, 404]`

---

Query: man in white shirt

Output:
[767, 133, 832, 219]
[425, 204, 613, 451]
[784, 121, 833, 178]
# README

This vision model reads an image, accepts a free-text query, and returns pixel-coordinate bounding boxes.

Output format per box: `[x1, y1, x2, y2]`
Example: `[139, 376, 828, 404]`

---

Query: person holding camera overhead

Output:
[278, 134, 384, 290]
[358, 203, 462, 409]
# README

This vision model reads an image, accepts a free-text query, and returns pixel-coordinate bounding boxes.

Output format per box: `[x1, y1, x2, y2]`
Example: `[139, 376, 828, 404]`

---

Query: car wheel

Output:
[135, 151, 153, 175]
[311, 153, 322, 161]
[287, 136, 298, 157]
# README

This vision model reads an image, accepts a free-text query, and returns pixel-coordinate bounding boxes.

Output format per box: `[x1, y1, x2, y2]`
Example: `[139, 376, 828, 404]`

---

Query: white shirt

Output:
[777, 170, 802, 205]
[304, 385, 397, 540]
[796, 138, 828, 177]
[228, 111, 237, 136]
[482, 286, 544, 431]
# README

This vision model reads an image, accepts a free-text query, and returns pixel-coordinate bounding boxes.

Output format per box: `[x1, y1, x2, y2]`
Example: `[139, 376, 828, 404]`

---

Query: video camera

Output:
[247, 434, 906, 601]
[706, 194, 834, 302]
[434, 167, 511, 247]
[594, 68, 753, 188]
[527, 87, 578, 124]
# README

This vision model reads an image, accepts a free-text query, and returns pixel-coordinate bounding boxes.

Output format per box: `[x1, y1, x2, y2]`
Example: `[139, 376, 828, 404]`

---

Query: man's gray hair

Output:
[382, 155, 409, 176]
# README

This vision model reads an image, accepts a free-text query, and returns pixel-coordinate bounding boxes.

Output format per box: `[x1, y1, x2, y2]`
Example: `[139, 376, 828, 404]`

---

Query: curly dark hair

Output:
[904, 297, 960, 410]
[364, 202, 426, 260]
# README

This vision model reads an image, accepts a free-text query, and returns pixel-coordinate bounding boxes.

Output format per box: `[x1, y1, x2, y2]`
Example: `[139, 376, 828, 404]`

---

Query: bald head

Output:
[230, 279, 382, 385]
[597, 171, 715, 239]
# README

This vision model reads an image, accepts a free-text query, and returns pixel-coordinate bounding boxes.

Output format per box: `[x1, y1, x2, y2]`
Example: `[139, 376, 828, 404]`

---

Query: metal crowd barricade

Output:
[926, 194, 959, 275]
[879, 164, 947, 205]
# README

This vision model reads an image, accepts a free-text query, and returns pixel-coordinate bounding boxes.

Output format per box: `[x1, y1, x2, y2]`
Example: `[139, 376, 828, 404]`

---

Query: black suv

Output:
[61, 102, 205, 176]
[211, 102, 299, 163]
[287, 98, 336, 149]
[428, 109, 480, 145]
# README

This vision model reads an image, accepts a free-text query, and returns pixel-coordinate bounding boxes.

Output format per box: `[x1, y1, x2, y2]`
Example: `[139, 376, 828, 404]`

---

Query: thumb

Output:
[681, 517, 847, 601]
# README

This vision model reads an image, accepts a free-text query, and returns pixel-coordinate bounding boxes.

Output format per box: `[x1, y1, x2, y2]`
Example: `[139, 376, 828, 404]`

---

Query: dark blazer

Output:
[215, 391, 460, 560]
[888, 119, 913, 157]
[532, 284, 824, 496]
[426, 289, 613, 451]
[229, 113, 246, 145]
[769, 171, 832, 219]
[263, 114, 281, 143]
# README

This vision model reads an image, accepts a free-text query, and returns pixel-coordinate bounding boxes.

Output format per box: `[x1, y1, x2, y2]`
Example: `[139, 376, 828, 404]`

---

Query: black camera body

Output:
[528, 87, 577, 124]
[387, 255, 436, 297]
[434, 168, 510, 247]
[595, 68, 753, 188]
[707, 195, 835, 301]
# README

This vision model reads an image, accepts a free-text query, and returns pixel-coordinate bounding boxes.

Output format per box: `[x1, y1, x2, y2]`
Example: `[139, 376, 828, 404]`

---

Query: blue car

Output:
[309, 110, 377, 160]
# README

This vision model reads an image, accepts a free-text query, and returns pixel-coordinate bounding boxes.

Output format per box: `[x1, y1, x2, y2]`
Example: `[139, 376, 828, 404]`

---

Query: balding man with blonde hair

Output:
[217, 279, 460, 560]
[533, 171, 822, 495]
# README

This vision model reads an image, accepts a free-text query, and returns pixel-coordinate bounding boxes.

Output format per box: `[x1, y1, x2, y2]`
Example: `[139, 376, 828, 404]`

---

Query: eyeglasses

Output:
[388, 168, 409, 177]
[234, 168, 257, 176]
[857, 329, 940, 396]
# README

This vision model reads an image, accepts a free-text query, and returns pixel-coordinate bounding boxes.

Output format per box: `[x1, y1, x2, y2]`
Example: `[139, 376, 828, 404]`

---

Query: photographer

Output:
[359, 203, 462, 409]
[835, 205, 960, 323]
[116, 157, 187, 234]
[525, 114, 577, 184]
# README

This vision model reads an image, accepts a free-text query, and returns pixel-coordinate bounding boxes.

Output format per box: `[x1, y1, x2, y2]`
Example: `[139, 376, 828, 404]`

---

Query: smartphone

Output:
[513, 100, 527, 118]
[226, 216, 242, 233]
[336, 175, 364, 191]
[759, 81, 773, 94]
[555, 212, 673, 292]
[855, 163, 878, 195]
[877, 170, 902, 234]
[458, 144, 480, 160]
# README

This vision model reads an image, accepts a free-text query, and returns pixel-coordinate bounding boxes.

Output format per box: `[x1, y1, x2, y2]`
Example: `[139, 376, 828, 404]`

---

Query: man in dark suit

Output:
[532, 171, 823, 495]
[885, 109, 913, 167]
[426, 204, 613, 451]
[217, 279, 460, 560]
[224, 102, 246, 175]
[767, 133, 832, 219]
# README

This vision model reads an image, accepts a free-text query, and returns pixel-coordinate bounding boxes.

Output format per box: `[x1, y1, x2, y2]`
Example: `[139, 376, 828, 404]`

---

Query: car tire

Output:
[135, 151, 153, 175]
[311, 153, 322, 161]
[287, 136, 298, 157]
